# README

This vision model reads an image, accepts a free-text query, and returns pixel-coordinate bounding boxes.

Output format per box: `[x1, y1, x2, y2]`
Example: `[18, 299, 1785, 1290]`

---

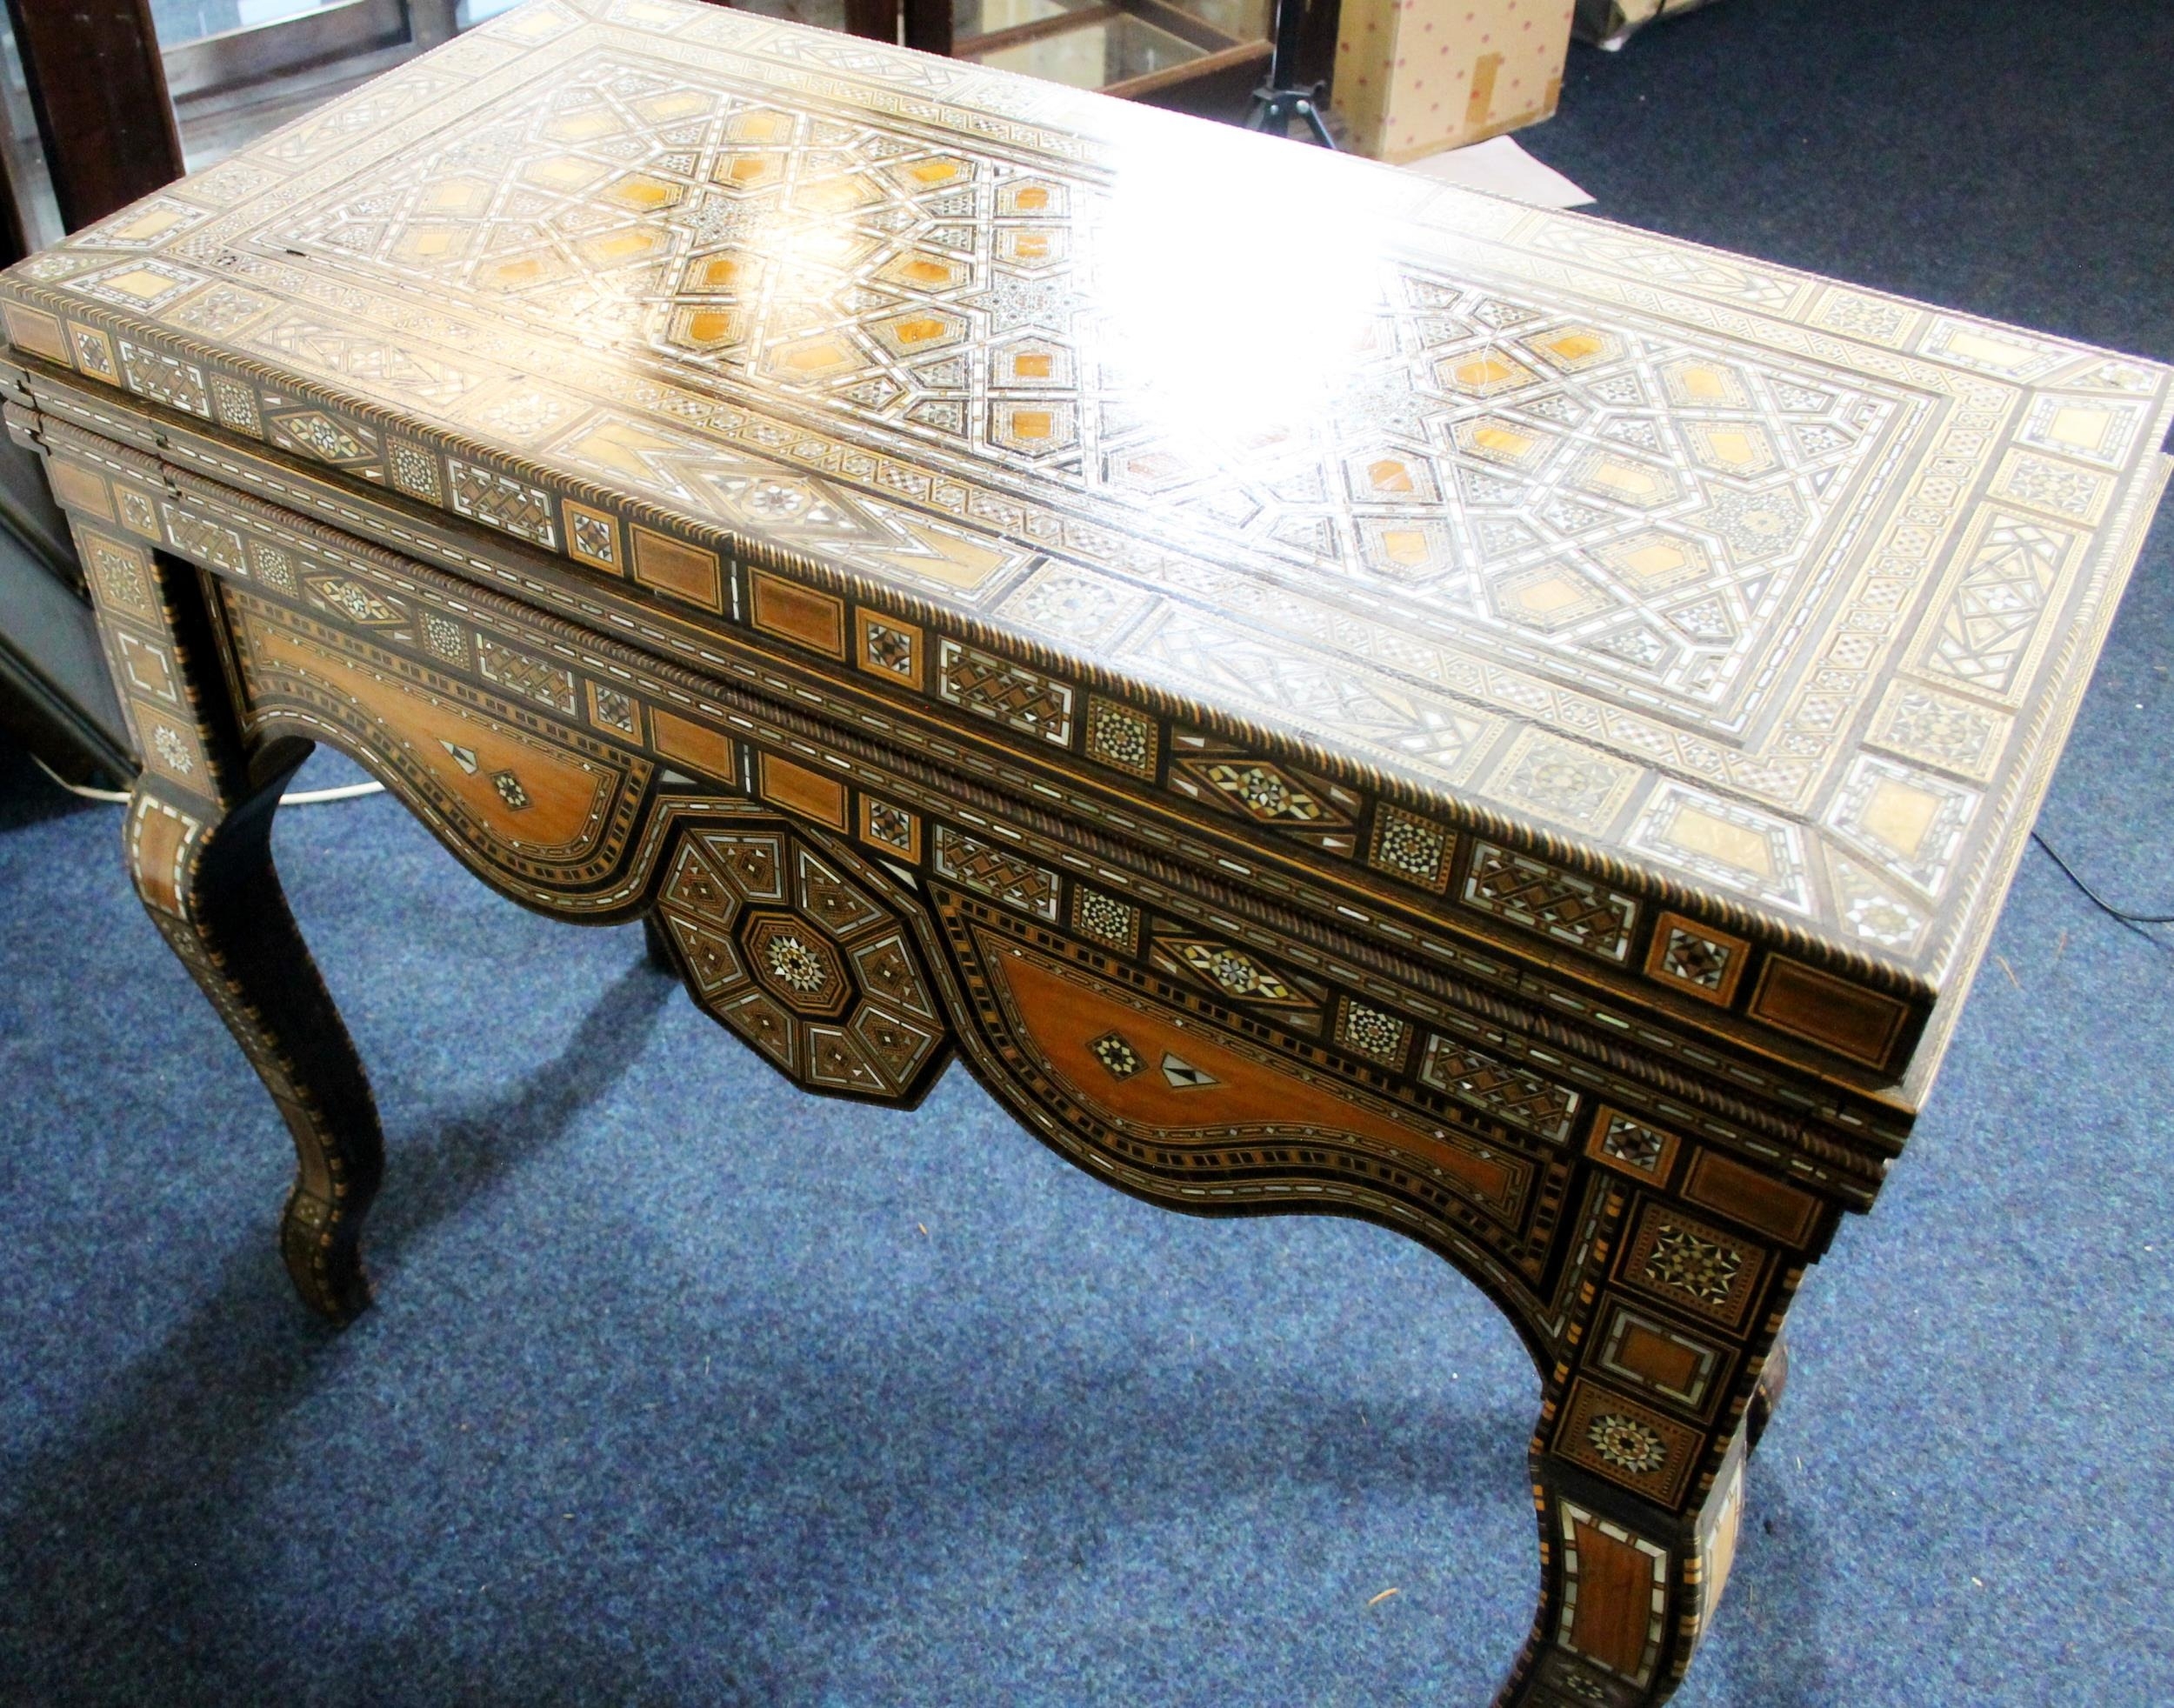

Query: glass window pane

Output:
[954, 0, 1094, 41]
[455, 0, 525, 26]
[713, 0, 853, 26]
[972, 14, 1205, 88]
[0, 12, 60, 250]
[1163, 0, 1269, 40]
[150, 0, 359, 50]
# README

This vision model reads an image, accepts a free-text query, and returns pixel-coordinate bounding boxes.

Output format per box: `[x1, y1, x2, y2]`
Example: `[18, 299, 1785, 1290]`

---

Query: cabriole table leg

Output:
[123, 766, 385, 1322]
[77, 524, 388, 1320]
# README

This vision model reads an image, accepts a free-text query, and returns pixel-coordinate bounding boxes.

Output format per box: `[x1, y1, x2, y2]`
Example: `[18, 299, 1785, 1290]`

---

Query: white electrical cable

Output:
[276, 779, 389, 804]
[29, 751, 385, 807]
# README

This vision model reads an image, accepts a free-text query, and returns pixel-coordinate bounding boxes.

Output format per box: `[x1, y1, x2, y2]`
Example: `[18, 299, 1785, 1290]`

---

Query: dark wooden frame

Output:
[2, 0, 185, 233]
[903, 0, 1273, 110]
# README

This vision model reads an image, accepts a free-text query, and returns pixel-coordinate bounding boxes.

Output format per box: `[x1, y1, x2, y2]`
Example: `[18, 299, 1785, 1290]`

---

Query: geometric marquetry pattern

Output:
[1644, 911, 1750, 1007]
[1657, 927, 1731, 991]
[8, 0, 2167, 1058]
[477, 635, 579, 714]
[1334, 997, 1411, 1066]
[1590, 1109, 1678, 1184]
[82, 531, 152, 614]
[1919, 515, 2068, 698]
[303, 573, 403, 625]
[1190, 759, 1347, 826]
[1619, 1203, 1764, 1331]
[1083, 695, 1157, 778]
[164, 510, 247, 575]
[1418, 1033, 1580, 1142]
[932, 826, 1060, 922]
[1367, 804, 1452, 891]
[861, 797, 917, 856]
[148, 719, 199, 780]
[655, 824, 944, 1100]
[1589, 1414, 1664, 1475]
[1644, 1224, 1741, 1308]
[1169, 938, 1294, 1002]
[1554, 1378, 1703, 1507]
[1463, 839, 1636, 962]
[1601, 1118, 1665, 1173]
[937, 639, 1073, 744]
[1070, 886, 1140, 953]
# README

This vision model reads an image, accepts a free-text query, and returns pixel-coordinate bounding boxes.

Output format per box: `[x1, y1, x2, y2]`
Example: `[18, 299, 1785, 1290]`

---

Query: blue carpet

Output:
[4, 0, 2173, 1701]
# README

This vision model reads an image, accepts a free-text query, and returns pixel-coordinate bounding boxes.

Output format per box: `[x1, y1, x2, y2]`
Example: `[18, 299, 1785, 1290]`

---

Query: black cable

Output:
[2031, 831, 2174, 946]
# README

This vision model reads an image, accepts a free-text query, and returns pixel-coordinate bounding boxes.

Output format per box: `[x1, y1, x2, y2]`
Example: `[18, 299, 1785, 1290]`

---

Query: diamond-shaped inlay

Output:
[1182, 759, 1350, 826]
[1090, 1030, 1142, 1079]
[1171, 939, 1294, 1003]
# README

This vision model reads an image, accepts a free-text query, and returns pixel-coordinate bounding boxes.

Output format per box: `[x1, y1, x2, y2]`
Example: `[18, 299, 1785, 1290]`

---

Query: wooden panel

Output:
[127, 794, 193, 916]
[1593, 1302, 1724, 1415]
[1683, 1150, 1822, 1246]
[0, 304, 66, 364]
[1566, 1517, 1661, 1678]
[989, 941, 1526, 1218]
[1749, 958, 1910, 1069]
[758, 751, 848, 829]
[3, 0, 185, 231]
[244, 620, 616, 853]
[47, 457, 113, 521]
[650, 707, 739, 784]
[750, 570, 846, 658]
[630, 524, 721, 608]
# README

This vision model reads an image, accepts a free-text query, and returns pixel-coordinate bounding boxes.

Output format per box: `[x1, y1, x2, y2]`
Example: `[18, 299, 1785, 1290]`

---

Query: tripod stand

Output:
[1244, 0, 1335, 147]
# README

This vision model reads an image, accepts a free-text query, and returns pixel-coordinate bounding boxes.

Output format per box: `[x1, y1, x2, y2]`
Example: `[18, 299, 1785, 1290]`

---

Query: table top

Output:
[4, 0, 2168, 1098]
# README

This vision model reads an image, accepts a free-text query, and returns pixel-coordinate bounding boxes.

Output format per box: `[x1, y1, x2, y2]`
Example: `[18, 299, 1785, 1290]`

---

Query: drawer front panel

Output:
[229, 592, 648, 891]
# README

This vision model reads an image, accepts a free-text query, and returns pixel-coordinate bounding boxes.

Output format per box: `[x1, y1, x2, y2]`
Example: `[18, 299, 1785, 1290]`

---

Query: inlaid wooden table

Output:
[5, 4, 2167, 1700]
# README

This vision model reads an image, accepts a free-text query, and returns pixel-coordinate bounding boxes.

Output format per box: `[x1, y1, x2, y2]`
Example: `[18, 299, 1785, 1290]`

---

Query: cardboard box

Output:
[1572, 0, 1724, 49]
[1333, 0, 1573, 163]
